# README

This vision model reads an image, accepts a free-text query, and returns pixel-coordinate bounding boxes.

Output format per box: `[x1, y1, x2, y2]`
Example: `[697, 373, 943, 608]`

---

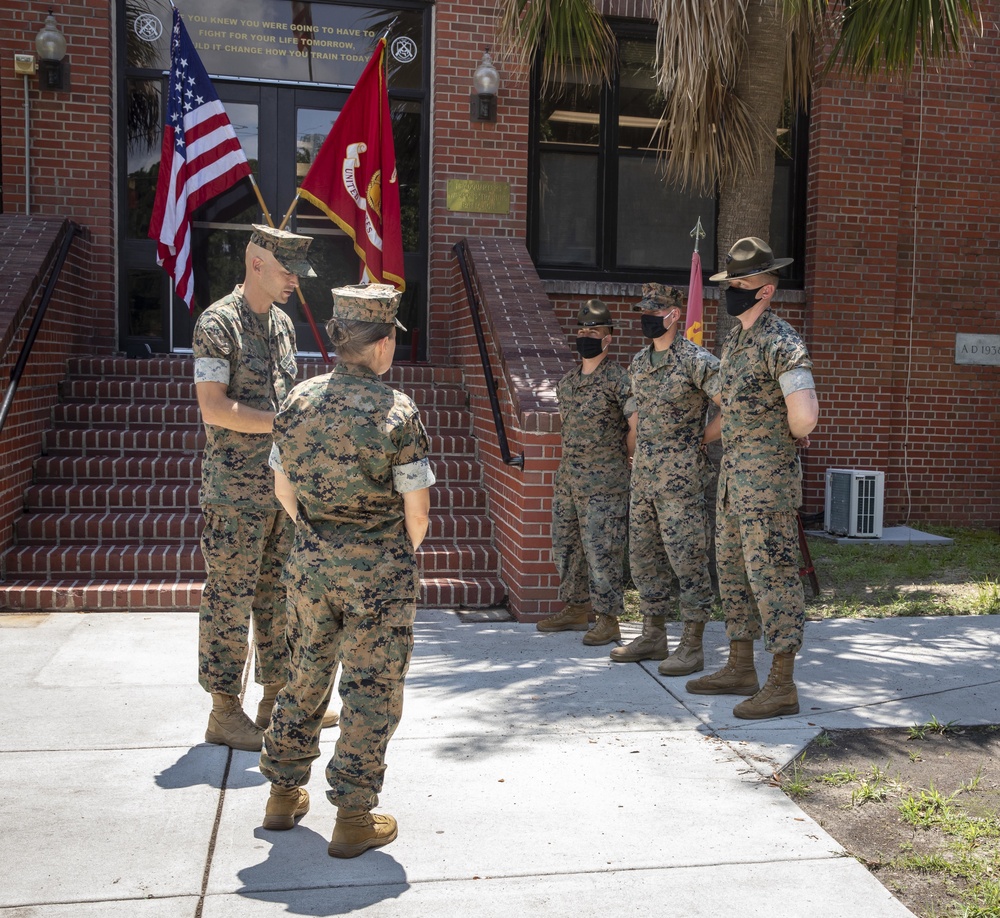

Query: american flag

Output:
[149, 8, 251, 311]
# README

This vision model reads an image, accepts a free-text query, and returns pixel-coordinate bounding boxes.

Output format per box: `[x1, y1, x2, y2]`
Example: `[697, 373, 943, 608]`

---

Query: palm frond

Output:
[495, 0, 616, 90]
[824, 0, 982, 78]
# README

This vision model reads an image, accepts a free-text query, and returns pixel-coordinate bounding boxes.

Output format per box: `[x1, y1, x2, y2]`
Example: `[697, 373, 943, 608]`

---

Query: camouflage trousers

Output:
[198, 504, 293, 694]
[259, 579, 414, 813]
[716, 494, 805, 655]
[628, 487, 713, 622]
[551, 469, 628, 617]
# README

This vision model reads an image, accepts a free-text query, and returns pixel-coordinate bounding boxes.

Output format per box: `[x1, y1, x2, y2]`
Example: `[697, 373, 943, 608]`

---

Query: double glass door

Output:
[125, 82, 425, 359]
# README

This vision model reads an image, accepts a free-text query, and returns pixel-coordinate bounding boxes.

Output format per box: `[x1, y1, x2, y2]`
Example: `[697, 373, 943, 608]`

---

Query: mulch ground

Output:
[784, 726, 1000, 918]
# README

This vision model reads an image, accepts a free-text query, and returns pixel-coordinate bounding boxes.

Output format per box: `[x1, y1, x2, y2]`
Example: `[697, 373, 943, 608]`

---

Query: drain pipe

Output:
[23, 72, 31, 215]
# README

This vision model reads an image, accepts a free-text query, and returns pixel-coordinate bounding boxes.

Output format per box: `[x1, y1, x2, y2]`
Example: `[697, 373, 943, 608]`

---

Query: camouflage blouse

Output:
[718, 309, 813, 512]
[629, 335, 721, 498]
[270, 362, 435, 598]
[192, 286, 297, 508]
[556, 359, 635, 494]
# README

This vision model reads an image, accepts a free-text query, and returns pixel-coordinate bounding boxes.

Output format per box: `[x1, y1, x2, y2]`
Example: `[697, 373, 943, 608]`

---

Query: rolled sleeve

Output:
[268, 442, 284, 475]
[393, 457, 436, 493]
[194, 357, 231, 386]
[779, 367, 816, 397]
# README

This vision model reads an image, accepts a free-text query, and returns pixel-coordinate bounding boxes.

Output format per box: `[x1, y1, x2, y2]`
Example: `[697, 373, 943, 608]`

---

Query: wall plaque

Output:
[955, 333, 1000, 367]
[446, 180, 510, 215]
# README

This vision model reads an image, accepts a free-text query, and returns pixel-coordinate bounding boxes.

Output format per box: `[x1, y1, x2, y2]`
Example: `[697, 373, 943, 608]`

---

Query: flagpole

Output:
[277, 195, 300, 232]
[248, 179, 330, 363]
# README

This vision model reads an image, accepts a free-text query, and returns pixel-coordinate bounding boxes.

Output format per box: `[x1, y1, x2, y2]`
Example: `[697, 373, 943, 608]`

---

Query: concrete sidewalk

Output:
[2, 610, 998, 917]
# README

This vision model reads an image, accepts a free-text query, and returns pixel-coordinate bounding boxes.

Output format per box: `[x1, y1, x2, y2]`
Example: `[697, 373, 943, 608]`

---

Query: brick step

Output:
[32, 454, 480, 486]
[67, 356, 465, 387]
[5, 541, 499, 579]
[51, 402, 472, 436]
[60, 378, 469, 409]
[42, 429, 478, 460]
[15, 510, 493, 545]
[32, 455, 200, 485]
[24, 482, 487, 513]
[52, 402, 203, 430]
[0, 574, 505, 613]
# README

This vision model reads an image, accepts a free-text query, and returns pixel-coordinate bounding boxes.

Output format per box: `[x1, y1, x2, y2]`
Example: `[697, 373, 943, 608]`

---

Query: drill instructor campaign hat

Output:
[709, 237, 794, 282]
[577, 299, 613, 328]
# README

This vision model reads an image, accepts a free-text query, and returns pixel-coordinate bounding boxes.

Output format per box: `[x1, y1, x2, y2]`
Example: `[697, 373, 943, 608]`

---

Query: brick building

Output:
[0, 0, 997, 616]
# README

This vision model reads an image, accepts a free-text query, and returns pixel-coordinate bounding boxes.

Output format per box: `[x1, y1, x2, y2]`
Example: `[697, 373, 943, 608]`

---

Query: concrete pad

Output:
[807, 526, 953, 545]
[207, 729, 842, 897]
[399, 619, 703, 739]
[0, 900, 199, 917]
[201, 857, 914, 918]
[0, 747, 223, 907]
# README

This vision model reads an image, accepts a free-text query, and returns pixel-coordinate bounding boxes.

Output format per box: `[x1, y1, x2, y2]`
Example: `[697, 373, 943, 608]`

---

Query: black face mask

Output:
[724, 284, 763, 316]
[641, 314, 668, 339]
[576, 336, 604, 359]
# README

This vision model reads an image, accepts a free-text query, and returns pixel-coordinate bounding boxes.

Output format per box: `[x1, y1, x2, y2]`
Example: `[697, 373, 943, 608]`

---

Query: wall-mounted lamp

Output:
[36, 9, 69, 91]
[470, 49, 499, 123]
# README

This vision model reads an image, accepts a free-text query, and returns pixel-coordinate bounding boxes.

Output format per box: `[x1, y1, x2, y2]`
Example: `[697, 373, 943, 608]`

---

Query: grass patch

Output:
[804, 527, 1000, 621]
[622, 526, 999, 623]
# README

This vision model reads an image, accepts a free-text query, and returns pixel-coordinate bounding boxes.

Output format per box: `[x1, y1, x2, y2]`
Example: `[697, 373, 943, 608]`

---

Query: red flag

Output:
[685, 248, 704, 346]
[148, 9, 252, 311]
[296, 38, 406, 291]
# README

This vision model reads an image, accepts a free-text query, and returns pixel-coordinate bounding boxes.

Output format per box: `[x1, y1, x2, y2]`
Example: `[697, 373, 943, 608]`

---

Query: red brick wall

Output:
[453, 238, 575, 617]
[806, 27, 1000, 527]
[0, 2, 116, 350]
[0, 218, 97, 558]
[427, 0, 530, 367]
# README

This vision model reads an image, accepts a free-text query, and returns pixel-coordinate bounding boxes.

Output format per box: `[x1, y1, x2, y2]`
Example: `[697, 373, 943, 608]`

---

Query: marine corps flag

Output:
[685, 217, 705, 346]
[294, 37, 405, 290]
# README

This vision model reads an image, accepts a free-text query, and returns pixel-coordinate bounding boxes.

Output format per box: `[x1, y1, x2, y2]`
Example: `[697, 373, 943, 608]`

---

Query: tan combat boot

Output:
[255, 682, 340, 730]
[536, 602, 592, 632]
[658, 622, 705, 676]
[328, 809, 398, 858]
[733, 652, 800, 719]
[609, 615, 668, 662]
[685, 640, 759, 696]
[582, 613, 622, 646]
[205, 692, 265, 751]
[262, 784, 310, 830]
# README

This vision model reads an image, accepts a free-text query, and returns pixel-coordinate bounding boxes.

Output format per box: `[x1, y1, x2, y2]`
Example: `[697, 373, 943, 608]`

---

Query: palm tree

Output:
[497, 0, 980, 341]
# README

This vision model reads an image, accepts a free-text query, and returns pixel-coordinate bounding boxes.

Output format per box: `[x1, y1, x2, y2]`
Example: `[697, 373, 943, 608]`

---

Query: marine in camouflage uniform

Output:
[259, 283, 435, 858]
[194, 225, 317, 751]
[687, 237, 818, 720]
[614, 283, 721, 674]
[537, 299, 636, 646]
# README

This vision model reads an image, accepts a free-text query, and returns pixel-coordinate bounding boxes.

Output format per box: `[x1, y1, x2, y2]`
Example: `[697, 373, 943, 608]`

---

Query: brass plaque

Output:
[446, 180, 510, 215]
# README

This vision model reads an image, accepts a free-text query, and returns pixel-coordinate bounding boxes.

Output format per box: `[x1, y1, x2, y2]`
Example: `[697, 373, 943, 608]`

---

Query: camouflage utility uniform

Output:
[194, 286, 297, 694]
[552, 361, 635, 618]
[259, 363, 435, 813]
[717, 309, 813, 654]
[629, 335, 720, 622]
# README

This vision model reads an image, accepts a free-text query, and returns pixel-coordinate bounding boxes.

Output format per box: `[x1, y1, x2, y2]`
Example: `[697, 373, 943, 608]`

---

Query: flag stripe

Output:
[148, 9, 251, 312]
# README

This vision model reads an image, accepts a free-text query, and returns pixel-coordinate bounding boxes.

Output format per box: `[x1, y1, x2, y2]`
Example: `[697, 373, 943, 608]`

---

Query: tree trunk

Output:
[713, 0, 789, 353]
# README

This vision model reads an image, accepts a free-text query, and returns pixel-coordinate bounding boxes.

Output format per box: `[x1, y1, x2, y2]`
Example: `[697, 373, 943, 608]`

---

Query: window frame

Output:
[527, 19, 807, 288]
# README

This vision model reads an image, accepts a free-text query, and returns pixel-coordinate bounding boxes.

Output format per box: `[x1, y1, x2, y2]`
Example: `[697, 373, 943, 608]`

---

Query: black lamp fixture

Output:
[470, 49, 499, 123]
[36, 9, 69, 91]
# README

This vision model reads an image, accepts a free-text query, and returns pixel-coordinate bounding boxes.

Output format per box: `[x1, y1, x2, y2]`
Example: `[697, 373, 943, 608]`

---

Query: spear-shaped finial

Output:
[689, 216, 705, 254]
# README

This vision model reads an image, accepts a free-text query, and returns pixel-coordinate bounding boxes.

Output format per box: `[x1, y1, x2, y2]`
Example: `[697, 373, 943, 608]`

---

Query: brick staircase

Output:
[0, 356, 506, 612]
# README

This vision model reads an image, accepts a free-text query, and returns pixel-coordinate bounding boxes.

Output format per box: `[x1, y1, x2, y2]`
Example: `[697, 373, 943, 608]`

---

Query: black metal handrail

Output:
[453, 240, 524, 469]
[0, 221, 82, 436]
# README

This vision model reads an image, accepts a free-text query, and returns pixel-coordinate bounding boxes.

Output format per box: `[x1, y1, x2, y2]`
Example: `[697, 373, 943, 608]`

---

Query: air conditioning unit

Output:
[824, 469, 884, 538]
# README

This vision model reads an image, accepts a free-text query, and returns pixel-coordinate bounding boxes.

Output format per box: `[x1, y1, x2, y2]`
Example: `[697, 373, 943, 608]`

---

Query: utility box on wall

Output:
[824, 469, 885, 538]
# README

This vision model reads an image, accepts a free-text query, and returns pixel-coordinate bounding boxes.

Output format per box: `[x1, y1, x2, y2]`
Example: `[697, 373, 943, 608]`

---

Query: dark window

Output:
[529, 24, 805, 286]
